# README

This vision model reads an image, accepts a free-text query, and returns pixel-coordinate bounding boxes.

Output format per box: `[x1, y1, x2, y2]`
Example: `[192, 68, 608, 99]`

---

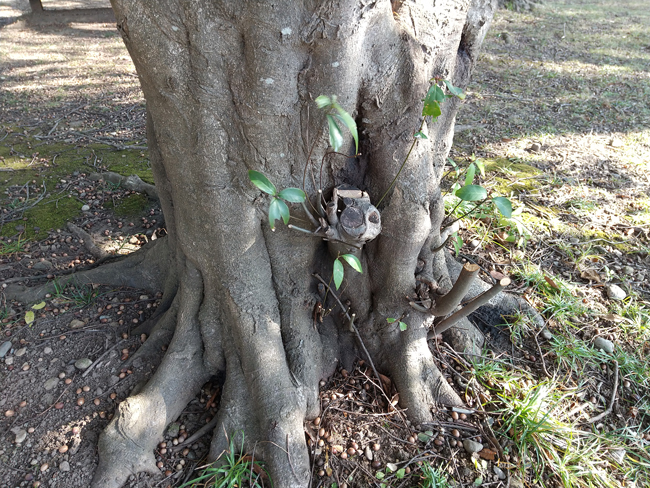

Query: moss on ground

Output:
[0, 132, 153, 239]
[483, 157, 543, 193]
[105, 193, 150, 217]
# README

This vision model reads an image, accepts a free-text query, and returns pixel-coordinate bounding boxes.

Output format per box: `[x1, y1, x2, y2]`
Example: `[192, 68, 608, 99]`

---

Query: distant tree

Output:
[29, 0, 43, 13]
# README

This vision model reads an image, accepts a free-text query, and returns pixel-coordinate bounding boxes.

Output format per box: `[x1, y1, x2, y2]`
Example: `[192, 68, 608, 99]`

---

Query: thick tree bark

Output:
[90, 1, 501, 487]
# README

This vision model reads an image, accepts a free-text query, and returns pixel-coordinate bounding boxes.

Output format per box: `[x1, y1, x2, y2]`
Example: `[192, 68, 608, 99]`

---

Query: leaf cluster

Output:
[248, 170, 306, 230]
[315, 95, 359, 154]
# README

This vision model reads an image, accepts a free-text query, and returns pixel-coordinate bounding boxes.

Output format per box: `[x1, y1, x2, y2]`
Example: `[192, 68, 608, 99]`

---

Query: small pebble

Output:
[364, 445, 373, 461]
[463, 439, 483, 454]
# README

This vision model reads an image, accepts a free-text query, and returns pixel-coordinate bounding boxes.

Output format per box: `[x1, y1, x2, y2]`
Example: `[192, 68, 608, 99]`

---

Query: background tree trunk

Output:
[29, 0, 44, 13]
[92, 1, 499, 487]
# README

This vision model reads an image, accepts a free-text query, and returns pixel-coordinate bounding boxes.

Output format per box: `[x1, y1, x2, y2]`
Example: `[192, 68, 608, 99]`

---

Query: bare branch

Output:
[430, 263, 480, 316]
[431, 277, 511, 336]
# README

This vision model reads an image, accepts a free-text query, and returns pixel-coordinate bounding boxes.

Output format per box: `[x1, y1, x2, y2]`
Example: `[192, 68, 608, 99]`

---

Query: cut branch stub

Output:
[429, 263, 479, 316]
[430, 277, 511, 337]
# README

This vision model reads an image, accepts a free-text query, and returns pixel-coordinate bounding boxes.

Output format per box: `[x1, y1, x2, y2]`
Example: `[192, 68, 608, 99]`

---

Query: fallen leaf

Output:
[580, 269, 601, 282]
[544, 274, 559, 289]
[478, 448, 497, 461]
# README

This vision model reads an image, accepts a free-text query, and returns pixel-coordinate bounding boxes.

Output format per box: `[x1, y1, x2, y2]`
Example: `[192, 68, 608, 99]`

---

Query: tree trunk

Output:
[29, 0, 44, 13]
[89, 1, 499, 487]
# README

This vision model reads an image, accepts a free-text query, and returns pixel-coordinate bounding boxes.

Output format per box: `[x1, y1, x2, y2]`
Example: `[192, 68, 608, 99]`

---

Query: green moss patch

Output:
[106, 193, 150, 217]
[1, 132, 153, 238]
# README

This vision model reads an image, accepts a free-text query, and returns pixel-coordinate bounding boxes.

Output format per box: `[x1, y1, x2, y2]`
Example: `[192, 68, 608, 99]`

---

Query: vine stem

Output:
[376, 118, 426, 207]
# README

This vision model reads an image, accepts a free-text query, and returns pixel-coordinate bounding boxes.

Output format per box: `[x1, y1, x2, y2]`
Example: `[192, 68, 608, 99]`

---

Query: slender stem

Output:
[441, 197, 489, 231]
[376, 118, 426, 207]
[312, 273, 386, 397]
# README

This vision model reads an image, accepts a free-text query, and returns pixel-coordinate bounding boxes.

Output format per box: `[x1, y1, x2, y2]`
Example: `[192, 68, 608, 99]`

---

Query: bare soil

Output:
[1, 2, 649, 488]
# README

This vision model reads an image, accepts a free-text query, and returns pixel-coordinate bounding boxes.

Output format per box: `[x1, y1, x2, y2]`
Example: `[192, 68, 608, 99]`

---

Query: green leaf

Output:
[399, 321, 408, 331]
[443, 79, 466, 99]
[315, 95, 331, 109]
[278, 187, 306, 203]
[492, 196, 513, 218]
[248, 170, 277, 195]
[474, 476, 484, 486]
[422, 99, 441, 118]
[326, 114, 343, 152]
[414, 131, 428, 139]
[268, 198, 289, 230]
[333, 258, 344, 290]
[455, 184, 487, 202]
[32, 301, 46, 310]
[464, 163, 476, 186]
[375, 472, 385, 480]
[334, 105, 359, 154]
[396, 468, 406, 479]
[386, 318, 397, 324]
[417, 431, 434, 443]
[474, 158, 485, 177]
[25, 310, 35, 325]
[340, 254, 362, 273]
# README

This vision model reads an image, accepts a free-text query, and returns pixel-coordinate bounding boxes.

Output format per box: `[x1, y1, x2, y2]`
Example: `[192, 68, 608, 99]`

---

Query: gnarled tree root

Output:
[92, 261, 212, 488]
[4, 237, 171, 304]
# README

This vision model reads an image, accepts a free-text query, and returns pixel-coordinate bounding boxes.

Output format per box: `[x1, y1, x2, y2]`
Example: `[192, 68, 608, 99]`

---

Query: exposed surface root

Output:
[5, 237, 171, 304]
[92, 261, 212, 488]
[385, 315, 463, 424]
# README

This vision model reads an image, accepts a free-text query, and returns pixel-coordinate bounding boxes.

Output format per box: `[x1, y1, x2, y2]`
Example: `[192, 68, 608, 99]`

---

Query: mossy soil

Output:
[1, 131, 153, 240]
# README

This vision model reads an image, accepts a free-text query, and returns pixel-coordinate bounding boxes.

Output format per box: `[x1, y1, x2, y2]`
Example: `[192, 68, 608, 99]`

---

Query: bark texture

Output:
[88, 1, 500, 487]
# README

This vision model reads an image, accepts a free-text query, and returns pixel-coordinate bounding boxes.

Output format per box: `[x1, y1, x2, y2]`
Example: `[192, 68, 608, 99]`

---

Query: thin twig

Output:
[582, 360, 619, 425]
[312, 273, 386, 398]
[172, 415, 219, 452]
[82, 339, 126, 377]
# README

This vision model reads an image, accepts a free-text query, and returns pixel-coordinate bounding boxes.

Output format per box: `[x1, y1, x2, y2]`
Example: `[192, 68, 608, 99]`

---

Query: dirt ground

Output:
[1, 2, 649, 488]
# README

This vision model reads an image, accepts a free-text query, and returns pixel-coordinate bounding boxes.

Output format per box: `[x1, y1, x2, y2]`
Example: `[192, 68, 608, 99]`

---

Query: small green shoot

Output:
[419, 463, 451, 488]
[0, 237, 27, 256]
[179, 432, 270, 488]
[248, 170, 306, 231]
[315, 95, 358, 154]
[333, 253, 362, 289]
[377, 80, 466, 207]
[387, 317, 408, 331]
